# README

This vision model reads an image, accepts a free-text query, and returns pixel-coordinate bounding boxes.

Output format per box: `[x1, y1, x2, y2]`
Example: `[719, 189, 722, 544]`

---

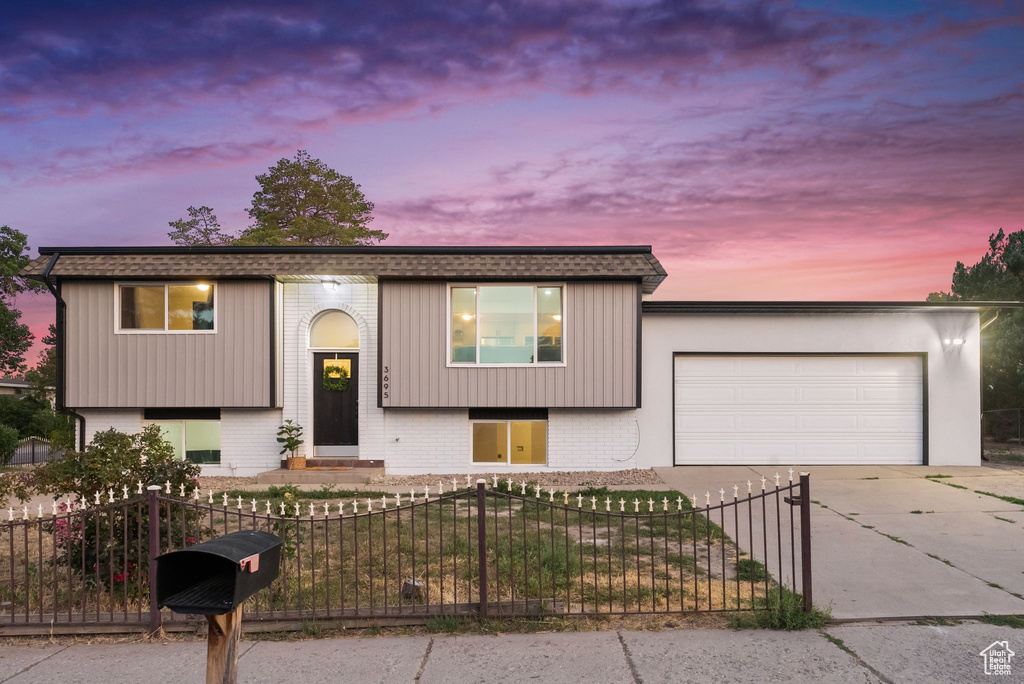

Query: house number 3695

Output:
[382, 366, 390, 399]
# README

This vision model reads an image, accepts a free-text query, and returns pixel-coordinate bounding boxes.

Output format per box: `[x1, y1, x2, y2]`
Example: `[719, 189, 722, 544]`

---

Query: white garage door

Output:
[674, 355, 924, 465]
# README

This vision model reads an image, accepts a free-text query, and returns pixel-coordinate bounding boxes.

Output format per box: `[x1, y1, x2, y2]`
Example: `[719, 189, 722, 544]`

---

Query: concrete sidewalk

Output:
[2, 622, 1020, 683]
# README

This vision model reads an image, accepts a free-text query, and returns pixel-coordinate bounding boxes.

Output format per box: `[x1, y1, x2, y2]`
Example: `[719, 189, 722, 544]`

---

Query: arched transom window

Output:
[310, 311, 359, 349]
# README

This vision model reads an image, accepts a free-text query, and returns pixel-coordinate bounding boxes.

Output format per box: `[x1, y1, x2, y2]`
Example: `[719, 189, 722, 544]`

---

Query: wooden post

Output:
[476, 479, 488, 618]
[205, 605, 244, 684]
[799, 473, 813, 613]
[147, 485, 162, 634]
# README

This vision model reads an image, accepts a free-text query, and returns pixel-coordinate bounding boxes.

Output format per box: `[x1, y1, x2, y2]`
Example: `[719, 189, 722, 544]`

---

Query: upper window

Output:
[450, 285, 564, 365]
[309, 311, 359, 349]
[117, 283, 215, 333]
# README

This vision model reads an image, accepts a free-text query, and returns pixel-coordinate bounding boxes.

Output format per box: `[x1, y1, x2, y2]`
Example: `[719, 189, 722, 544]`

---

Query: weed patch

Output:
[980, 615, 1024, 629]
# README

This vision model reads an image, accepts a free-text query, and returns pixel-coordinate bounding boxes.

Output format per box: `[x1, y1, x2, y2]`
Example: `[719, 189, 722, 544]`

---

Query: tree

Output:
[236, 150, 385, 246]
[930, 229, 1024, 412]
[167, 205, 230, 246]
[0, 226, 37, 376]
[24, 324, 56, 398]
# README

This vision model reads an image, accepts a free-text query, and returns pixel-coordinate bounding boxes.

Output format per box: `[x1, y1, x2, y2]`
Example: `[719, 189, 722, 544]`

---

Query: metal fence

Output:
[983, 408, 1022, 445]
[9, 438, 62, 466]
[1, 475, 812, 635]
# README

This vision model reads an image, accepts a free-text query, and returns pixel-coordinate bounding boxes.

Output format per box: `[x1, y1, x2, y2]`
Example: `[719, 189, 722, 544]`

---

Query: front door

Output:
[313, 352, 358, 447]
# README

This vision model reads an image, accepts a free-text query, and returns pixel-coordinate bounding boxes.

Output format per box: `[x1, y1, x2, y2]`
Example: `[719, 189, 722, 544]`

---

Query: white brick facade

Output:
[79, 409, 143, 443]
[218, 409, 283, 476]
[381, 409, 470, 473]
[547, 409, 640, 470]
[280, 280, 386, 462]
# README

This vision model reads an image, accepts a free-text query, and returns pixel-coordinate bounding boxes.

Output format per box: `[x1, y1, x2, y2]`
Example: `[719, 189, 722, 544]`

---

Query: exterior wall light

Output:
[943, 338, 965, 346]
[196, 283, 210, 292]
[322, 280, 340, 292]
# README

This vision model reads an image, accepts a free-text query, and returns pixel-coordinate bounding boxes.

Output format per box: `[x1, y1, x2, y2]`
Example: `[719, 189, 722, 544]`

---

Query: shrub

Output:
[0, 423, 18, 465]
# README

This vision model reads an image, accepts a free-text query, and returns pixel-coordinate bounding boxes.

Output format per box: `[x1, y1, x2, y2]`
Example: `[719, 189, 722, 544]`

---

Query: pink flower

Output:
[186, 537, 195, 544]
[113, 573, 125, 582]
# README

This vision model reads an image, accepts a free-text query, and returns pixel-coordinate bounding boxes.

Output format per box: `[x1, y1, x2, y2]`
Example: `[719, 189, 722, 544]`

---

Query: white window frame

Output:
[145, 418, 222, 464]
[115, 282, 217, 334]
[468, 418, 548, 466]
[446, 282, 567, 368]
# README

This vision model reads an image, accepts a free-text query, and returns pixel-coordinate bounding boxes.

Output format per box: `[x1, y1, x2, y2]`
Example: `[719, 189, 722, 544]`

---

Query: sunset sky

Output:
[1, 1, 1022, 363]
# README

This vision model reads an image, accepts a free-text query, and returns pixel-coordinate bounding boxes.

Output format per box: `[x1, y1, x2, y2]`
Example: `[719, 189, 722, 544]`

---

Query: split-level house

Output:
[22, 245, 1001, 476]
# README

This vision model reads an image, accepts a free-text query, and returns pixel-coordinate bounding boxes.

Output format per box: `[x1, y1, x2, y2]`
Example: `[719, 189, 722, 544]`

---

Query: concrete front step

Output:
[306, 458, 384, 468]
[256, 467, 385, 485]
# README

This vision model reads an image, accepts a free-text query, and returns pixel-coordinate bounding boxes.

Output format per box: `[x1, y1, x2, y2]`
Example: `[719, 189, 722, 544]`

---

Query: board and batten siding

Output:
[64, 280, 271, 408]
[380, 281, 639, 408]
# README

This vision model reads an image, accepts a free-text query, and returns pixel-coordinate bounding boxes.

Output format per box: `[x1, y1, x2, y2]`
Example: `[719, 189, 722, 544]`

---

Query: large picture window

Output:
[117, 283, 215, 333]
[449, 285, 563, 365]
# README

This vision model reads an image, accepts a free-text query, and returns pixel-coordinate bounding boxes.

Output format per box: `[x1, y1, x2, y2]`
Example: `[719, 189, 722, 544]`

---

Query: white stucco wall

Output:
[635, 311, 982, 468]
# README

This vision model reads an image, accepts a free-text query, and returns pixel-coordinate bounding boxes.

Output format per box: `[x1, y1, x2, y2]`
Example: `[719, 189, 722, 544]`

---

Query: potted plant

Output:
[277, 420, 305, 470]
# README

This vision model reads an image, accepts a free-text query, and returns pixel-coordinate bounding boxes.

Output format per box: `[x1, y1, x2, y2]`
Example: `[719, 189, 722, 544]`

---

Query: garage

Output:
[673, 354, 924, 465]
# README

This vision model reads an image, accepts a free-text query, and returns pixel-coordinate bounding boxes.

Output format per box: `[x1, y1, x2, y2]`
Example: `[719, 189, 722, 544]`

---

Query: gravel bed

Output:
[198, 476, 259, 491]
[370, 469, 663, 488]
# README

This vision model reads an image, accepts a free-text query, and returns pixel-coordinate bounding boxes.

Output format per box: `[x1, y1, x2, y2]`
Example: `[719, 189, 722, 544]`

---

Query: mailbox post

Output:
[155, 530, 283, 684]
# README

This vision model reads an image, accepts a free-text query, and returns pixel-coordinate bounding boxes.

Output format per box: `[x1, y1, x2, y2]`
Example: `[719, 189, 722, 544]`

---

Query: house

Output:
[21, 245, 1009, 476]
[0, 377, 33, 398]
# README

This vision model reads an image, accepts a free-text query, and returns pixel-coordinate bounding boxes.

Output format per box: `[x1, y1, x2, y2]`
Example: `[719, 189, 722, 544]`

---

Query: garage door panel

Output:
[674, 355, 924, 465]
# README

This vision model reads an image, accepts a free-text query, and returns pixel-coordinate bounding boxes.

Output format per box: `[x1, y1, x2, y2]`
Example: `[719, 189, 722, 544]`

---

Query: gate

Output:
[0, 475, 812, 634]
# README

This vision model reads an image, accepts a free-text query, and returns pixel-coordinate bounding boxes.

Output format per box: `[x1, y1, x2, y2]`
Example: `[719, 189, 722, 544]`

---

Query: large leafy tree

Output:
[930, 229, 1024, 412]
[167, 151, 385, 246]
[167, 205, 230, 246]
[238, 150, 383, 245]
[0, 225, 38, 376]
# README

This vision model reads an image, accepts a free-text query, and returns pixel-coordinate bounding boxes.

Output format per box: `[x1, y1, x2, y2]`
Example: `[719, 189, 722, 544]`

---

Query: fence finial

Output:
[648, 498, 654, 512]
[662, 497, 668, 511]
[236, 495, 242, 510]
[179, 483, 186, 497]
[279, 502, 286, 516]
[619, 498, 625, 512]
[788, 468, 794, 482]
[632, 498, 640, 513]
[193, 488, 200, 501]
[465, 474, 472, 488]
[733, 485, 739, 499]
[521, 482, 527, 496]
[549, 488, 555, 503]
[137, 481, 143, 495]
[222, 493, 229, 507]
[310, 502, 316, 516]
[563, 491, 570, 506]
[252, 499, 258, 514]
[325, 502, 332, 516]
[94, 491, 100, 505]
[294, 503, 301, 516]
[51, 500, 57, 516]
[338, 502, 345, 515]
[266, 501, 272, 515]
[122, 485, 129, 500]
[760, 476, 767, 491]
[352, 500, 359, 514]
[591, 496, 597, 510]
[719, 488, 725, 502]
[165, 481, 171, 494]
[492, 475, 499, 489]
[747, 480, 752, 495]
[438, 481, 444, 495]
[22, 506, 28, 520]
[577, 493, 584, 508]
[774, 473, 781, 486]
[423, 484, 430, 500]
[675, 496, 683, 511]
[690, 495, 697, 508]
[507, 478, 513, 492]
[534, 484, 542, 498]
[366, 498, 373, 512]
[605, 497, 611, 512]
[37, 504, 43, 518]
[208, 490, 214, 504]
[7, 507, 13, 521]
[108, 489, 114, 504]
[395, 493, 402, 507]
[410, 488, 416, 501]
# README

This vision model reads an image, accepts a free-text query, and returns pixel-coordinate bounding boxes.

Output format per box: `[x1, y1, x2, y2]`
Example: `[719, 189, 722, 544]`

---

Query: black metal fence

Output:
[8, 438, 62, 466]
[0, 476, 812, 635]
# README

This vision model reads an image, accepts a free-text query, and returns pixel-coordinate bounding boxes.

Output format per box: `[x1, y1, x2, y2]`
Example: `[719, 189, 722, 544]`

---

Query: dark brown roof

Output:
[23, 246, 667, 293]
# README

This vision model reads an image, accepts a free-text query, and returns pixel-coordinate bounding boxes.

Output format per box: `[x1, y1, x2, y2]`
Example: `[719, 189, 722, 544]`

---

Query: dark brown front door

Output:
[313, 352, 358, 446]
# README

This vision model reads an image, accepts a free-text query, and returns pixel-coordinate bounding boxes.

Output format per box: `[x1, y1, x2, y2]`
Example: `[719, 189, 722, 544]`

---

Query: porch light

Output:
[322, 280, 340, 292]
[943, 337, 966, 346]
[196, 283, 210, 292]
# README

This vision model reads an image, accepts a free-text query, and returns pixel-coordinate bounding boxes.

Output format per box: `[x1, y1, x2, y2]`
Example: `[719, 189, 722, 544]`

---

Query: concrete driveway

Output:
[655, 465, 1024, 620]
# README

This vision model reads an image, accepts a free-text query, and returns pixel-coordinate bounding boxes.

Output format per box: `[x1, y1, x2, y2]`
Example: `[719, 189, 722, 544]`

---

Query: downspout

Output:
[39, 252, 86, 450]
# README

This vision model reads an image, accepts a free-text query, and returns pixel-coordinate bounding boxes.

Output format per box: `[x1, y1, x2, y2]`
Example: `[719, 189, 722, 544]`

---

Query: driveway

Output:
[655, 465, 1024, 620]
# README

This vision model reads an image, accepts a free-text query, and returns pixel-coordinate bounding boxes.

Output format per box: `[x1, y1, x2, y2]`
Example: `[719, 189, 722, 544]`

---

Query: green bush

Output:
[0, 423, 18, 465]
[730, 586, 831, 630]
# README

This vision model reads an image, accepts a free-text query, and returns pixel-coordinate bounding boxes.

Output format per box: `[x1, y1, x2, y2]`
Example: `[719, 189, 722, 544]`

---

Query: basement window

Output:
[145, 409, 221, 465]
[470, 409, 548, 465]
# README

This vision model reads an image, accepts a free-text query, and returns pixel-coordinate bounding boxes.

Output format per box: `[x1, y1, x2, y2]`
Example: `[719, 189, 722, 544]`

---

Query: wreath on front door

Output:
[322, 364, 350, 392]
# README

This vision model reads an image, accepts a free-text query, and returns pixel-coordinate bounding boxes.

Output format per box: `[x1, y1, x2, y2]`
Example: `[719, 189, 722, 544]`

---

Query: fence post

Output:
[799, 473, 812, 613]
[147, 485, 163, 634]
[476, 479, 488, 619]
[31, 439, 36, 465]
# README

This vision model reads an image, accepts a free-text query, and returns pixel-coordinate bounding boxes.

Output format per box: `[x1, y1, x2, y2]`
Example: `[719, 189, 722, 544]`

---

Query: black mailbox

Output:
[156, 530, 283, 615]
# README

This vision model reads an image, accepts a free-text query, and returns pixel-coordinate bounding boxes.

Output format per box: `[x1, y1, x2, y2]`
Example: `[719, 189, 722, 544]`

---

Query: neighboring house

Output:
[21, 245, 1010, 476]
[0, 377, 33, 398]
